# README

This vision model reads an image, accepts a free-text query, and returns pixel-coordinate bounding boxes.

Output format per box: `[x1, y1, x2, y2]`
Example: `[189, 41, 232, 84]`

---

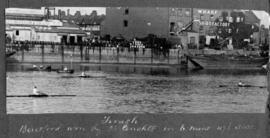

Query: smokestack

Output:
[58, 9, 61, 20]
[67, 9, 70, 16]
[53, 8, 56, 19]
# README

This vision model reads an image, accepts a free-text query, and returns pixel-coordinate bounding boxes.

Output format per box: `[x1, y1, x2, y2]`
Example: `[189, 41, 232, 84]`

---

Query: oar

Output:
[219, 85, 266, 88]
[218, 85, 228, 87]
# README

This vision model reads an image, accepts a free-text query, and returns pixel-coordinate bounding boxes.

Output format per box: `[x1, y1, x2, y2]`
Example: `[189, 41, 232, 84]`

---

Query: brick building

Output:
[102, 7, 197, 48]
[101, 7, 262, 49]
[102, 7, 169, 39]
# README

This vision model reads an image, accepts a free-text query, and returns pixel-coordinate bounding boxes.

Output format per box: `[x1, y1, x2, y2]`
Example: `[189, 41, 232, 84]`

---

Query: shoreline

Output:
[7, 61, 185, 68]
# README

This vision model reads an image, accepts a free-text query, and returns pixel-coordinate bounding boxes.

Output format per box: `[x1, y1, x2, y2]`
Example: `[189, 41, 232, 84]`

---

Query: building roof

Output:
[35, 26, 86, 35]
[62, 21, 80, 28]
[5, 8, 44, 21]
[57, 21, 85, 33]
[244, 10, 260, 25]
[6, 8, 44, 16]
[6, 14, 44, 21]
[6, 19, 63, 27]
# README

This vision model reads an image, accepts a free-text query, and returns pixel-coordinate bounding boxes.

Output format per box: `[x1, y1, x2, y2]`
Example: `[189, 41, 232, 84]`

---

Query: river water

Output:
[6, 64, 268, 114]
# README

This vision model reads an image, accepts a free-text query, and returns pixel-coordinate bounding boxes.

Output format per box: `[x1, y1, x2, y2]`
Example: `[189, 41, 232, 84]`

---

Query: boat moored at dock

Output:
[187, 55, 269, 70]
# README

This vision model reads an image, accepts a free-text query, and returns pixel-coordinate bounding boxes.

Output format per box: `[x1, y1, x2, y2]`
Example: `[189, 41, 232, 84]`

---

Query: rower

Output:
[237, 81, 252, 87]
[33, 86, 39, 95]
[33, 86, 46, 95]
[238, 81, 245, 87]
[33, 64, 38, 69]
[81, 72, 86, 76]
[64, 66, 68, 71]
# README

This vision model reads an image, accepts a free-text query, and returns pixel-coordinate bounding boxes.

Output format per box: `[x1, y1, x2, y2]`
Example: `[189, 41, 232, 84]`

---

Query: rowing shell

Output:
[7, 95, 76, 97]
[57, 69, 74, 74]
[61, 76, 106, 78]
[78, 75, 106, 78]
[218, 85, 266, 88]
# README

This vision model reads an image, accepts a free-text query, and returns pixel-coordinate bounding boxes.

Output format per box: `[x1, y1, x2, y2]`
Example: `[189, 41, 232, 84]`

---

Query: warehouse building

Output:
[5, 8, 86, 44]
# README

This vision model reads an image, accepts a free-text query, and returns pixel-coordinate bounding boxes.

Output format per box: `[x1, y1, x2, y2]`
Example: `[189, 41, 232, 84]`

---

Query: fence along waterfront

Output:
[6, 43, 188, 65]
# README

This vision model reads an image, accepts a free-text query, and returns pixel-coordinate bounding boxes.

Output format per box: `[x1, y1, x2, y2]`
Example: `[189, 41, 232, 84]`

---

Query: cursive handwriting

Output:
[19, 124, 62, 134]
[101, 116, 138, 125]
[122, 124, 157, 132]
[17, 116, 257, 137]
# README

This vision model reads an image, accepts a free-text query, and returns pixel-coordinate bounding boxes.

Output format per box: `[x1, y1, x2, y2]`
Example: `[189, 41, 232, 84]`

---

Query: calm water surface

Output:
[7, 64, 268, 114]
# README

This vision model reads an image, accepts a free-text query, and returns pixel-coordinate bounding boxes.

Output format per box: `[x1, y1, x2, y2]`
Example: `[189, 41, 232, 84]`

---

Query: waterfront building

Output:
[77, 15, 104, 40]
[102, 7, 262, 49]
[102, 7, 170, 40]
[244, 10, 261, 45]
[102, 7, 198, 49]
[5, 8, 86, 44]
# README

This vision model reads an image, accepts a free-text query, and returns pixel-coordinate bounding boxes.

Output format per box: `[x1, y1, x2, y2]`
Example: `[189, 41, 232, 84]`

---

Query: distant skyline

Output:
[50, 7, 106, 15]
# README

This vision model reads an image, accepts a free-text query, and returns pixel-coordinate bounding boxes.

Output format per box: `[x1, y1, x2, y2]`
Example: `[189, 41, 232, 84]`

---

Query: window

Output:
[228, 16, 233, 22]
[219, 17, 223, 22]
[228, 29, 232, 33]
[240, 17, 244, 22]
[123, 20, 128, 27]
[199, 26, 204, 31]
[236, 17, 240, 22]
[124, 8, 129, 15]
[190, 36, 196, 44]
[170, 22, 175, 32]
[170, 8, 176, 16]
[185, 9, 191, 16]
[178, 9, 183, 16]
[15, 30, 19, 36]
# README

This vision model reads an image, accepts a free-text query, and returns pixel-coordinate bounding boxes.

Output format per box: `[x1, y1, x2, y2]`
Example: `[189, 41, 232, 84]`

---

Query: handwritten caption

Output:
[18, 116, 256, 136]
